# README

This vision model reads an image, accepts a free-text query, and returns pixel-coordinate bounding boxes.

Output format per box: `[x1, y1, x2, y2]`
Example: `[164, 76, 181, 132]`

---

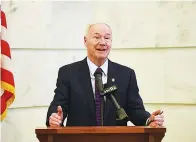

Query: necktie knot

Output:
[94, 67, 103, 76]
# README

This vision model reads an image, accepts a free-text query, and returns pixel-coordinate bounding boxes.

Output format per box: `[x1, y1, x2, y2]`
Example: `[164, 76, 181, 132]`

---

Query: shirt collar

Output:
[87, 57, 108, 77]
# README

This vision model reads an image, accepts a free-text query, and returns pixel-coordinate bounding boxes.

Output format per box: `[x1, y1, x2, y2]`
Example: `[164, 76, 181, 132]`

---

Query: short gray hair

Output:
[84, 23, 112, 37]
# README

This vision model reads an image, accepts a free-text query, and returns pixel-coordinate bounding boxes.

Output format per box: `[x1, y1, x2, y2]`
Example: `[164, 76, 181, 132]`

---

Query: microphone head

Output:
[101, 85, 117, 96]
[94, 68, 104, 91]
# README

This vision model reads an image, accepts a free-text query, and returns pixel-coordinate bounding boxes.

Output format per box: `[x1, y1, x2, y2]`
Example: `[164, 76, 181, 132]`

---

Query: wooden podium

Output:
[35, 126, 166, 142]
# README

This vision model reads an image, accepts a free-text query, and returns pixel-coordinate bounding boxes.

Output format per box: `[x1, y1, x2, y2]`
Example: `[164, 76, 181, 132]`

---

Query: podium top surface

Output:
[35, 126, 166, 134]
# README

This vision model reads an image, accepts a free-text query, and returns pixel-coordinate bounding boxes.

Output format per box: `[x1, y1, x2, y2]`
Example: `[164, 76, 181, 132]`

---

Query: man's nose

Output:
[99, 38, 106, 45]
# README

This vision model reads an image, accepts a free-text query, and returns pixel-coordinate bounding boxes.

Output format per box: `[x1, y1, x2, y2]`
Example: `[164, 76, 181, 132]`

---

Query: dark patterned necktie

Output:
[94, 68, 103, 126]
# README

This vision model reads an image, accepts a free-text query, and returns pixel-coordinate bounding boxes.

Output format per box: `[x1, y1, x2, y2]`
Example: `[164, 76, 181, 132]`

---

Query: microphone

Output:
[101, 85, 129, 121]
[94, 70, 104, 92]
[101, 85, 117, 95]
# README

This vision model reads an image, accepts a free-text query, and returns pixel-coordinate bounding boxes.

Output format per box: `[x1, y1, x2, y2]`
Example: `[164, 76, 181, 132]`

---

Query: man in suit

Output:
[46, 23, 164, 127]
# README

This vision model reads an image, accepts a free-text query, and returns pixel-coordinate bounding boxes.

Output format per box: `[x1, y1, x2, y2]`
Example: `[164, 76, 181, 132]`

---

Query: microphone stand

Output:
[101, 85, 129, 121]
[110, 93, 129, 121]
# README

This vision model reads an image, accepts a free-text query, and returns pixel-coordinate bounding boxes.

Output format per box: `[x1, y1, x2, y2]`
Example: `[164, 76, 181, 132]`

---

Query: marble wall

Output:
[1, 1, 196, 142]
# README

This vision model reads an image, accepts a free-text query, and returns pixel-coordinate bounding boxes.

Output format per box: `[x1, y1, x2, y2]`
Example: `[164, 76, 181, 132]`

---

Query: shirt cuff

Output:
[146, 118, 150, 126]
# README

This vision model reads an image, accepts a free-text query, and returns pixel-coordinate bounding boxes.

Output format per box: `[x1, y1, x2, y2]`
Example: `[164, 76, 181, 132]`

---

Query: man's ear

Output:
[84, 36, 87, 47]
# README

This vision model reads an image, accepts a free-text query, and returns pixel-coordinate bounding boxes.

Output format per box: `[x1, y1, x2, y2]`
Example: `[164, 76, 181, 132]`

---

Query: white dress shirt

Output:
[87, 57, 108, 96]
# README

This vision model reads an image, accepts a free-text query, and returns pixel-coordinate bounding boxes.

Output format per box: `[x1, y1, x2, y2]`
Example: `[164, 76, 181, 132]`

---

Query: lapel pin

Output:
[112, 78, 115, 82]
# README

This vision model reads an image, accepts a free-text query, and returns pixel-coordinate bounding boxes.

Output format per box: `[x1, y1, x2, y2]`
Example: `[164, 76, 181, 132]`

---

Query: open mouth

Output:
[96, 49, 106, 51]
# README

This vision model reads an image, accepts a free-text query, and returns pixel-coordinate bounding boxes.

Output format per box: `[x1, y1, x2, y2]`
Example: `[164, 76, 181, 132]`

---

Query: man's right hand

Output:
[49, 106, 63, 127]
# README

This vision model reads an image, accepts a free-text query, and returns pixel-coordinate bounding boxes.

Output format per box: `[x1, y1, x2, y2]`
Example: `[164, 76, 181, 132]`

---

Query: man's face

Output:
[84, 24, 112, 61]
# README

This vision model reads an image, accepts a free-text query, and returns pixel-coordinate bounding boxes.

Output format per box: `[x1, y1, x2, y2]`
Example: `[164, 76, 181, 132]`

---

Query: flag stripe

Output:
[0, 91, 14, 120]
[1, 40, 11, 58]
[1, 54, 12, 72]
[1, 81, 15, 95]
[1, 68, 15, 87]
[1, 89, 4, 96]
[1, 11, 7, 28]
[1, 91, 13, 113]
[1, 23, 10, 46]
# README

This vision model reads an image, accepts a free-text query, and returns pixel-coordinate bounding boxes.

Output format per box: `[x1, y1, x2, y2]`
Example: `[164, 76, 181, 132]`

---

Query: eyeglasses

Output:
[92, 36, 112, 43]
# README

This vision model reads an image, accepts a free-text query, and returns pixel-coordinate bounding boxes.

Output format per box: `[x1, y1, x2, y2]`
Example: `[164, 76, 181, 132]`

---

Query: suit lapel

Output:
[104, 60, 116, 119]
[78, 58, 95, 116]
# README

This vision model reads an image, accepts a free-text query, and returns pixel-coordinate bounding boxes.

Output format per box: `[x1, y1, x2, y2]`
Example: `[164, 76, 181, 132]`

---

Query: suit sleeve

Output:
[126, 69, 150, 126]
[46, 67, 69, 127]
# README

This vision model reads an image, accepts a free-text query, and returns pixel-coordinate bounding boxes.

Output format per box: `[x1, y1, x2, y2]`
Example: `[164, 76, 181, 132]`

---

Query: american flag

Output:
[1, 10, 15, 121]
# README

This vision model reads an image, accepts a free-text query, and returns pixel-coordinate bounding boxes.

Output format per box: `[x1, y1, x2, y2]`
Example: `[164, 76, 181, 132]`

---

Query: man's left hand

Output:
[148, 110, 164, 127]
